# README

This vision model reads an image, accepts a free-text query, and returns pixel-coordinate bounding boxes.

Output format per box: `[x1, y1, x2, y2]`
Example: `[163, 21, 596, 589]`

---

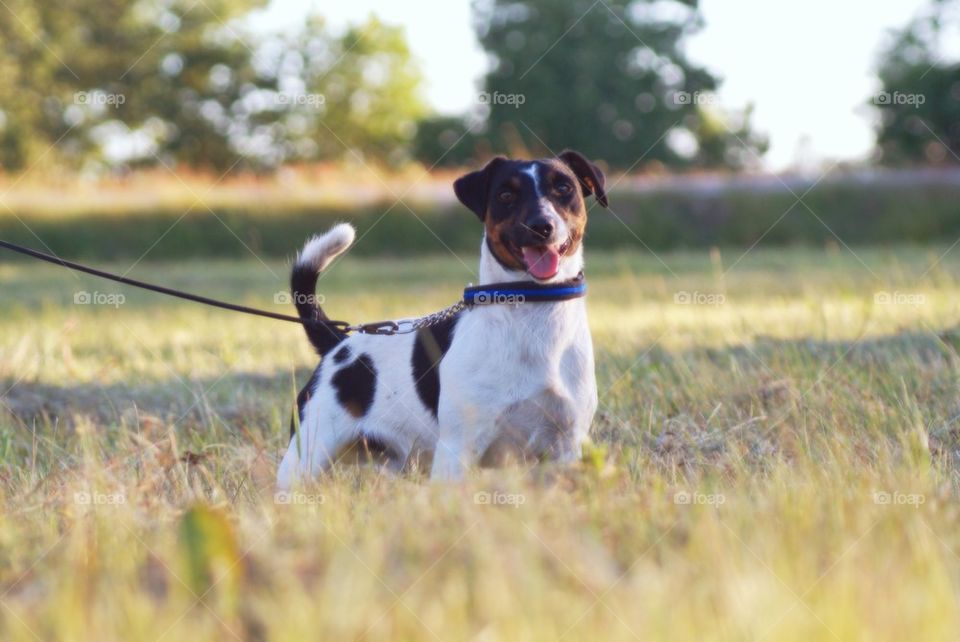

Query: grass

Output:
[2, 244, 960, 641]
[3, 167, 960, 261]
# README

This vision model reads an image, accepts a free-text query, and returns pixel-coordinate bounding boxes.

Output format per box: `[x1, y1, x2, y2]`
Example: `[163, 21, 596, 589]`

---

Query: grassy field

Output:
[3, 168, 960, 261]
[2, 244, 960, 641]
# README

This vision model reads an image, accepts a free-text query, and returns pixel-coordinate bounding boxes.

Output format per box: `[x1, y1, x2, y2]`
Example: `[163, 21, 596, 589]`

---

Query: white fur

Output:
[430, 238, 596, 480]
[521, 163, 569, 251]
[297, 223, 355, 272]
[276, 330, 432, 488]
[521, 163, 541, 196]
[277, 222, 597, 488]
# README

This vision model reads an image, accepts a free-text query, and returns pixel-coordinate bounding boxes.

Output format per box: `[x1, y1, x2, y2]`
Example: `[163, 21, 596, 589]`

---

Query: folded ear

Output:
[453, 156, 506, 221]
[558, 150, 608, 207]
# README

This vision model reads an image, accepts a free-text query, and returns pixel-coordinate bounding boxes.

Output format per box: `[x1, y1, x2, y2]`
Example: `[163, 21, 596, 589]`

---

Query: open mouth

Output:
[520, 239, 570, 280]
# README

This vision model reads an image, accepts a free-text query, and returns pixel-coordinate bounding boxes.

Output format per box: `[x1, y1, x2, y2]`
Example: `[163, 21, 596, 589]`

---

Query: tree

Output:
[115, 0, 268, 170]
[412, 115, 487, 167]
[0, 0, 267, 172]
[263, 16, 428, 167]
[873, 0, 960, 165]
[465, 0, 765, 169]
[0, 3, 427, 172]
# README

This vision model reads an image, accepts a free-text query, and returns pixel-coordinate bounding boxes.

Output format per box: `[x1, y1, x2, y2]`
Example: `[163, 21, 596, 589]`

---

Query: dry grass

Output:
[0, 164, 458, 219]
[2, 245, 960, 641]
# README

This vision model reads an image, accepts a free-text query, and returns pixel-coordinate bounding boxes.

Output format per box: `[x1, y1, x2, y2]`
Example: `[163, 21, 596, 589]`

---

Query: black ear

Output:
[558, 150, 608, 207]
[453, 156, 506, 221]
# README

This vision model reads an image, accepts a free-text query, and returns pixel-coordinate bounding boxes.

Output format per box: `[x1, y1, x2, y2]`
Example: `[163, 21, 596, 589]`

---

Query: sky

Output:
[248, 0, 932, 171]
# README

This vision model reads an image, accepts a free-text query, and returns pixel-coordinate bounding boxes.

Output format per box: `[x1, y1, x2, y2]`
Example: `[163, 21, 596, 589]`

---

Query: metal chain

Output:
[410, 300, 467, 330]
[346, 300, 467, 336]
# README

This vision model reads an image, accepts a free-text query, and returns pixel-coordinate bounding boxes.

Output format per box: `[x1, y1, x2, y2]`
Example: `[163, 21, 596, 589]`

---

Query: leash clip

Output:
[392, 319, 418, 334]
[356, 319, 418, 335]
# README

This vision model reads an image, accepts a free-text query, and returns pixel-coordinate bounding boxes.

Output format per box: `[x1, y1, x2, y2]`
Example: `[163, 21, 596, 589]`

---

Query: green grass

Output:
[2, 245, 960, 641]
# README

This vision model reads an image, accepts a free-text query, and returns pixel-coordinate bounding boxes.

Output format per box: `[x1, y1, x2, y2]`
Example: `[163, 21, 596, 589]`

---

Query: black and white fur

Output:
[277, 150, 608, 487]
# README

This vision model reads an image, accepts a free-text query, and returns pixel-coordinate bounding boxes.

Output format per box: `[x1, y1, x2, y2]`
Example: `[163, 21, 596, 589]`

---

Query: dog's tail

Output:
[291, 223, 356, 354]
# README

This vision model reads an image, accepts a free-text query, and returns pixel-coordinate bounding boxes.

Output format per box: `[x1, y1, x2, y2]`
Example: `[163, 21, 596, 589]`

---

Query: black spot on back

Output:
[411, 314, 459, 418]
[332, 354, 377, 418]
[291, 362, 323, 438]
[332, 345, 351, 364]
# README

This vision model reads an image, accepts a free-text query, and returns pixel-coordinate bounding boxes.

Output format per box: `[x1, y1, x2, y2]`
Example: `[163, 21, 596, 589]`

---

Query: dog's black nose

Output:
[528, 218, 554, 240]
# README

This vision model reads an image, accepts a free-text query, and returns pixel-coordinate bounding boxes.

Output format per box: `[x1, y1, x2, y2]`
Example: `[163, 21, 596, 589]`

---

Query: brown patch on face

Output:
[485, 216, 526, 270]
[542, 162, 588, 257]
[562, 218, 586, 257]
[483, 173, 527, 269]
[477, 159, 594, 274]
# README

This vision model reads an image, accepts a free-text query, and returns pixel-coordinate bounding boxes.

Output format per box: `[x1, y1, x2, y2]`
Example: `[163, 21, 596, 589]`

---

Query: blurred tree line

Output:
[0, 0, 772, 173]
[416, 0, 767, 169]
[874, 0, 960, 165]
[18, 0, 957, 172]
[0, 0, 425, 172]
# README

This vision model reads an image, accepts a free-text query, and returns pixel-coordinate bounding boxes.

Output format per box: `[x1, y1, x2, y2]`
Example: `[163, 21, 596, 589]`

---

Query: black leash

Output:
[0, 239, 587, 336]
[0, 239, 314, 326]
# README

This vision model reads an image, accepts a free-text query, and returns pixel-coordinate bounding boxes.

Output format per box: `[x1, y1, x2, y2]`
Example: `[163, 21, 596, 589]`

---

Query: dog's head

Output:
[454, 150, 608, 281]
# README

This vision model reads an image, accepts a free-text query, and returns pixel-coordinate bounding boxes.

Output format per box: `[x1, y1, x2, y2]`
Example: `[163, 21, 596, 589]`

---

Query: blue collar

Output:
[463, 272, 586, 306]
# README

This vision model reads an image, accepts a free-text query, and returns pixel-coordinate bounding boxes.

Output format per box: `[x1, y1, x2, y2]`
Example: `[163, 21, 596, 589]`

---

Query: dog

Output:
[277, 150, 608, 488]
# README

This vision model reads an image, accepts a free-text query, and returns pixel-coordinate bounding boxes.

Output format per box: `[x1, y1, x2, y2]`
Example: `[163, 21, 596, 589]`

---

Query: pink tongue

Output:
[521, 246, 561, 279]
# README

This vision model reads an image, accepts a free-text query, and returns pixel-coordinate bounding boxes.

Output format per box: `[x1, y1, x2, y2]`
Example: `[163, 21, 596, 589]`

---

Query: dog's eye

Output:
[555, 182, 573, 195]
[498, 190, 515, 203]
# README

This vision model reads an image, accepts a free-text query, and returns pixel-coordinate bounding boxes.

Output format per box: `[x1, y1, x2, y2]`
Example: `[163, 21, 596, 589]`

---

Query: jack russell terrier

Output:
[277, 150, 608, 488]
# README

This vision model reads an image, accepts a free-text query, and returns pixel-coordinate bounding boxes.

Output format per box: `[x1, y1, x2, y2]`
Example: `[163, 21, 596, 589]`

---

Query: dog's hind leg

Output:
[276, 413, 361, 490]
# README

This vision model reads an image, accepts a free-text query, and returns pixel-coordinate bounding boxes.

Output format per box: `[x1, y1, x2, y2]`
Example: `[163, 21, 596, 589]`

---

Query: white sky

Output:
[249, 0, 931, 171]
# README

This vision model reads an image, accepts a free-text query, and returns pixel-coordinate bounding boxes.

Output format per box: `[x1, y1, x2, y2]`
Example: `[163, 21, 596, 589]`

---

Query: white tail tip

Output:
[297, 223, 356, 272]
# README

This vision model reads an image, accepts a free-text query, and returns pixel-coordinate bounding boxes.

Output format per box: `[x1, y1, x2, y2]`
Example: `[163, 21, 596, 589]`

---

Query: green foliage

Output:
[0, 3, 427, 171]
[464, 0, 766, 169]
[179, 504, 243, 607]
[413, 115, 486, 167]
[266, 17, 428, 166]
[0, 0, 266, 171]
[117, 0, 269, 170]
[874, 0, 960, 165]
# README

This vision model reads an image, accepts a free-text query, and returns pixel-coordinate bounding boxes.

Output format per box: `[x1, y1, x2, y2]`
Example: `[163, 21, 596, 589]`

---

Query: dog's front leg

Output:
[430, 437, 468, 481]
[430, 405, 495, 481]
